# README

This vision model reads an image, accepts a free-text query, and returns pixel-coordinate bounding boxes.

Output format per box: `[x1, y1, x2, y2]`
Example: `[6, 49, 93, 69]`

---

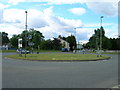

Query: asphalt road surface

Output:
[2, 53, 119, 88]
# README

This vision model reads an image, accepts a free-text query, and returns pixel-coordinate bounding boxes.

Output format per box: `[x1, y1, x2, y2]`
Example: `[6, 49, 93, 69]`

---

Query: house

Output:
[57, 37, 70, 51]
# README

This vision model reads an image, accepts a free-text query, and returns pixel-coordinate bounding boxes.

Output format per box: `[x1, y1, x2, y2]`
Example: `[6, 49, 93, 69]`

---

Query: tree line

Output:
[0, 29, 76, 51]
[1, 27, 119, 51]
[84, 26, 120, 50]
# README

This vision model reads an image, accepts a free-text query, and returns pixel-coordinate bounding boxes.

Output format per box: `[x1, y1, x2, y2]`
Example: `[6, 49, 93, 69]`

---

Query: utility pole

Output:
[100, 16, 104, 56]
[74, 28, 76, 53]
[25, 11, 28, 57]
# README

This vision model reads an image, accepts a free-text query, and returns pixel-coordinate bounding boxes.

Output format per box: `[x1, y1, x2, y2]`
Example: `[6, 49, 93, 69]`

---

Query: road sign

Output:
[18, 38, 22, 48]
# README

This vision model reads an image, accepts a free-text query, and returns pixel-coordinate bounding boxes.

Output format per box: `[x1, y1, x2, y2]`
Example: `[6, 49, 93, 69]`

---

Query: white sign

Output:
[18, 38, 22, 48]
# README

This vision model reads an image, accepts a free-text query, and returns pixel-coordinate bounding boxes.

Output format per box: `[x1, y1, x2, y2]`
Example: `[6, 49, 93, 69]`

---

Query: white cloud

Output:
[86, 2, 118, 17]
[0, 9, 3, 23]
[0, 1, 118, 41]
[0, 3, 10, 23]
[105, 23, 118, 38]
[69, 8, 86, 16]
[83, 23, 115, 28]
[0, 24, 23, 38]
[1, 5, 117, 41]
[6, 0, 119, 5]
[75, 28, 94, 42]
[1, 7, 84, 39]
[27, 9, 49, 28]
[59, 17, 83, 28]
[8, 0, 25, 5]
[3, 9, 24, 24]
[0, 3, 10, 9]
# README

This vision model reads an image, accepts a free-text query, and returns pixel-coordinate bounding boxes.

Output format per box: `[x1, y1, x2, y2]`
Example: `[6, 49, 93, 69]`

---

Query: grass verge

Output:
[5, 53, 110, 61]
[1, 50, 61, 53]
[1, 50, 16, 53]
[90, 51, 120, 54]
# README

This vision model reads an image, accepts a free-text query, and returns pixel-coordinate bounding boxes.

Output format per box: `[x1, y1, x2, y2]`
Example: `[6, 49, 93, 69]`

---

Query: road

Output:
[2, 53, 119, 88]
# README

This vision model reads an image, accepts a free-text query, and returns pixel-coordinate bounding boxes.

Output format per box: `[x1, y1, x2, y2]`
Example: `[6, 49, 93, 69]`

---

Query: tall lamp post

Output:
[100, 16, 104, 56]
[74, 28, 77, 53]
[25, 11, 28, 57]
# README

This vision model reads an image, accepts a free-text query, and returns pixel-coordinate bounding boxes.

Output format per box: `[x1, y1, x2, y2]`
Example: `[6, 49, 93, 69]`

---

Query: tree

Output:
[87, 26, 111, 50]
[20, 30, 29, 48]
[40, 38, 62, 50]
[20, 29, 44, 49]
[52, 38, 62, 50]
[66, 35, 76, 51]
[40, 39, 53, 50]
[32, 30, 44, 49]
[1, 32, 9, 45]
[10, 34, 18, 48]
[102, 36, 111, 50]
[109, 38, 120, 50]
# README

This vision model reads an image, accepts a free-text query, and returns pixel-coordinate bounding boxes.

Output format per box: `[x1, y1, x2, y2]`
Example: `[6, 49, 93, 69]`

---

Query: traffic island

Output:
[4, 53, 111, 62]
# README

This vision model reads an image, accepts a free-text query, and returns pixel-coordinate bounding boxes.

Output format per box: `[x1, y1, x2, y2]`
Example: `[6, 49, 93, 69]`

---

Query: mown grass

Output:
[89, 51, 120, 54]
[5, 53, 110, 61]
[34, 50, 61, 52]
[1, 50, 61, 53]
[0, 50, 16, 53]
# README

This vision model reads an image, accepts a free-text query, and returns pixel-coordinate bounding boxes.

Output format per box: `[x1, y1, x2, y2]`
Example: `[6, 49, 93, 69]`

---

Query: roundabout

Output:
[4, 53, 111, 62]
[2, 52, 118, 88]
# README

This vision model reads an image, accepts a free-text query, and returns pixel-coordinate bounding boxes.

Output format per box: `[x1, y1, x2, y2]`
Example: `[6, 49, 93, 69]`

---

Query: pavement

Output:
[2, 53, 119, 88]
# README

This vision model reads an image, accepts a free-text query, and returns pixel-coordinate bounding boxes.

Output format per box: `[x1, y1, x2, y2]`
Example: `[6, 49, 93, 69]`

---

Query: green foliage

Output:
[102, 37, 111, 49]
[19, 28, 44, 49]
[31, 29, 44, 49]
[86, 26, 119, 50]
[40, 39, 53, 50]
[66, 35, 76, 51]
[109, 38, 120, 50]
[40, 38, 62, 50]
[10, 34, 18, 48]
[88, 27, 106, 49]
[52, 38, 62, 50]
[1, 32, 9, 45]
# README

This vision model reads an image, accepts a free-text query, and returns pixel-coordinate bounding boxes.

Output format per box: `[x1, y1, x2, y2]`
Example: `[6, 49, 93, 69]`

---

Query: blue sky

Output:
[0, 0, 119, 43]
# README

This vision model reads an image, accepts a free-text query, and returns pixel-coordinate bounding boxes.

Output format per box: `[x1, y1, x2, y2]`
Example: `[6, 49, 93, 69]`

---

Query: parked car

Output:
[62, 48, 68, 52]
[17, 49, 30, 54]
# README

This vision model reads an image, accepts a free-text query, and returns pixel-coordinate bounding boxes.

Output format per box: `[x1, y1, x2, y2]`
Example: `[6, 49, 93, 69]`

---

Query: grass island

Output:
[5, 53, 111, 62]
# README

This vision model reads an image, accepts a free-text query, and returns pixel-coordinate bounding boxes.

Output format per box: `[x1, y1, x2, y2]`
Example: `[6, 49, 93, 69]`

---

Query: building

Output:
[57, 37, 70, 51]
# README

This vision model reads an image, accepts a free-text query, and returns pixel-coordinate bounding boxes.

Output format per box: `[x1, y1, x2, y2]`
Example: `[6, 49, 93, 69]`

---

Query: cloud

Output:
[27, 9, 49, 28]
[6, 0, 119, 5]
[86, 2, 118, 17]
[0, 3, 10, 23]
[69, 8, 86, 16]
[1, 7, 84, 39]
[8, 0, 25, 5]
[2, 8, 49, 28]
[105, 23, 118, 38]
[0, 9, 3, 23]
[0, 24, 23, 38]
[75, 27, 94, 42]
[0, 3, 10, 9]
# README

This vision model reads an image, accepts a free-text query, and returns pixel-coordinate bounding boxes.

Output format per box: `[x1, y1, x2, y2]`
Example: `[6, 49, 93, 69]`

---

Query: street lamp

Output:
[74, 28, 77, 53]
[74, 27, 82, 53]
[100, 16, 104, 56]
[25, 11, 28, 57]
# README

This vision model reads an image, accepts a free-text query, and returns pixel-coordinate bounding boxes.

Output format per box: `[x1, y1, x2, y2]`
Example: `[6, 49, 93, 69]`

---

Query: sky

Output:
[0, 0, 119, 44]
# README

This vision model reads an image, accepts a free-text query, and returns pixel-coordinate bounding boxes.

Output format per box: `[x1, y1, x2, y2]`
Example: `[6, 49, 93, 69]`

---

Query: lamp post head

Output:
[25, 11, 27, 13]
[101, 16, 104, 18]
